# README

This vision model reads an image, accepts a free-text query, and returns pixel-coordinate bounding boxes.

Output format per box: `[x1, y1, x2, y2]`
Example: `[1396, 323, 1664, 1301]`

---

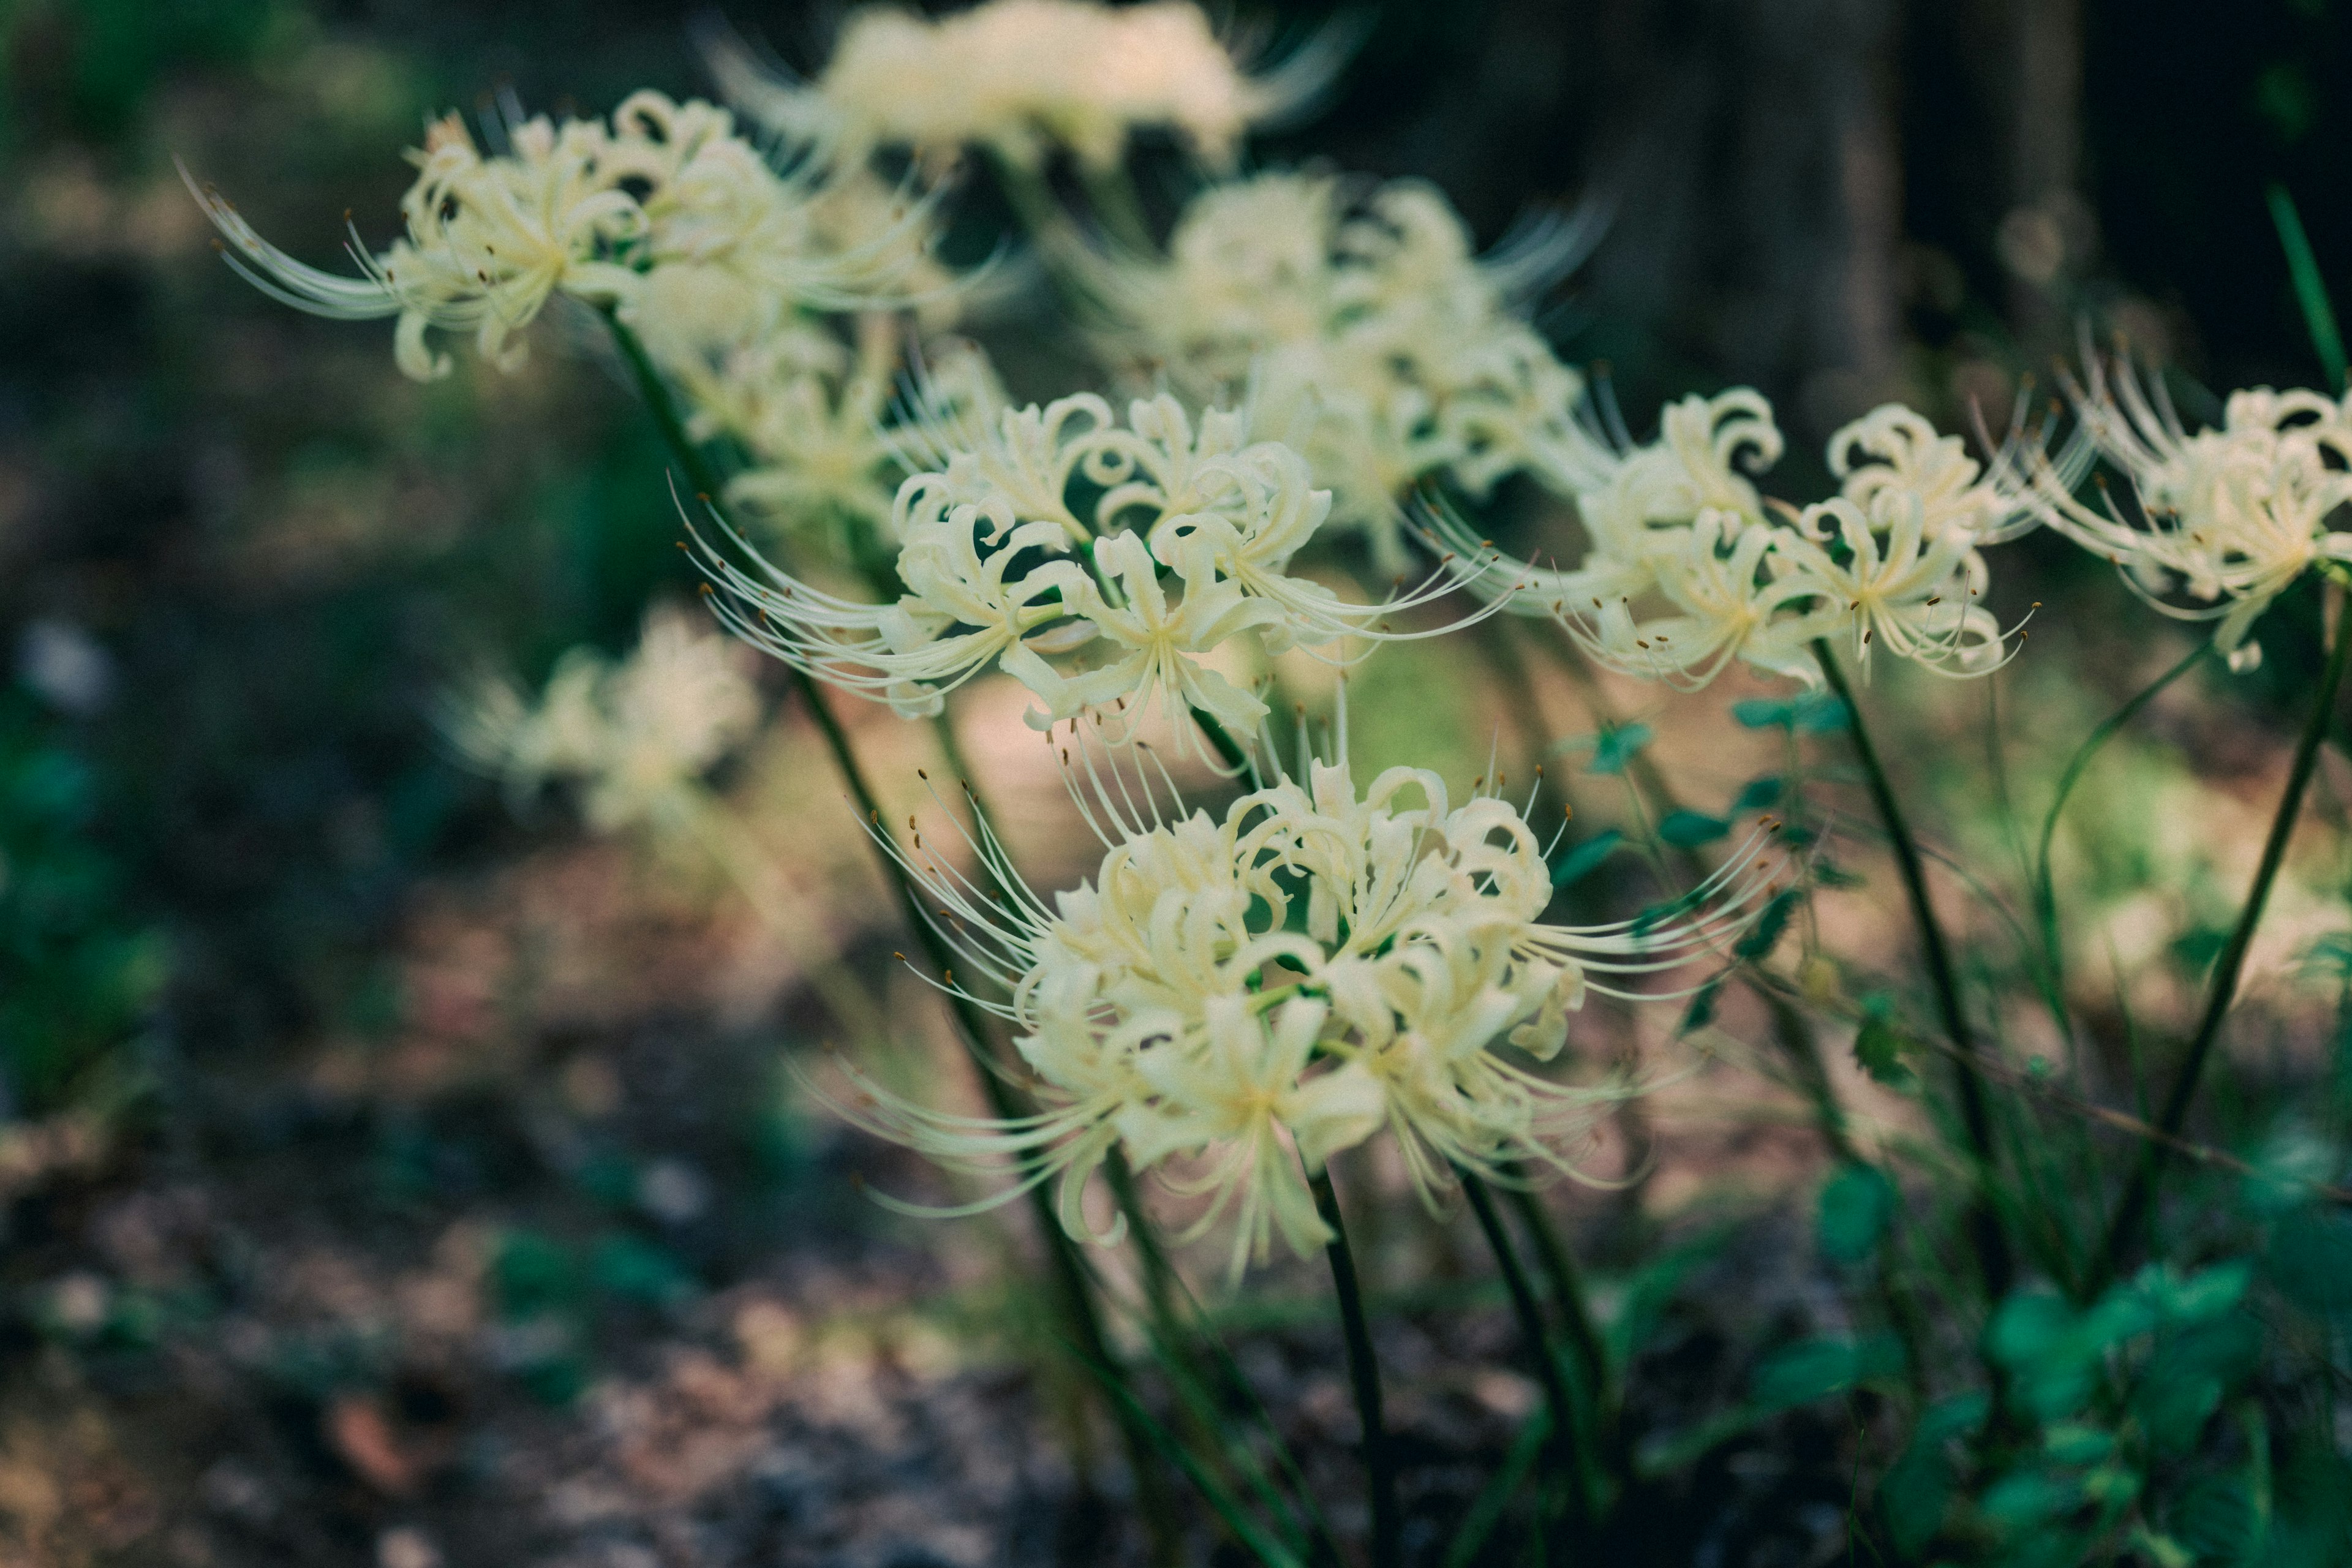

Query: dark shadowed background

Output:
[1, 2, 2348, 1563]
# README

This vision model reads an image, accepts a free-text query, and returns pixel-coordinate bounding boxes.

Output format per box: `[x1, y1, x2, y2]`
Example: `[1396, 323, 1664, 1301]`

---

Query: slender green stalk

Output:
[2098, 586, 2352, 1284]
[1463, 1174, 1596, 1526]
[2269, 183, 2349, 394]
[2033, 643, 2211, 972]
[1812, 641, 2015, 1300]
[1496, 1180, 1611, 1430]
[1308, 1166, 1401, 1568]
[605, 311, 1181, 1558]
[1103, 1145, 1194, 1376]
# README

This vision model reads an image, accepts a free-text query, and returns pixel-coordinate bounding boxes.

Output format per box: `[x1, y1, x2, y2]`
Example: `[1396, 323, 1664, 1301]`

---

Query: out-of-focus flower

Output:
[826, 729, 1776, 1277]
[443, 603, 760, 834]
[1075, 171, 1597, 568]
[1434, 392, 2054, 687]
[699, 390, 1508, 760]
[187, 92, 942, 381]
[711, 0, 1349, 173]
[2016, 350, 2352, 669]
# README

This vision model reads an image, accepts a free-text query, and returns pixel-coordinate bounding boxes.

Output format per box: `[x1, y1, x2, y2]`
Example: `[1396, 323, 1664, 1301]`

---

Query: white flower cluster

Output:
[1437, 393, 2054, 687]
[839, 738, 1773, 1276]
[1077, 172, 1594, 568]
[188, 91, 938, 383]
[2018, 352, 2352, 669]
[699, 390, 1501, 757]
[444, 604, 760, 835]
[714, 0, 1344, 173]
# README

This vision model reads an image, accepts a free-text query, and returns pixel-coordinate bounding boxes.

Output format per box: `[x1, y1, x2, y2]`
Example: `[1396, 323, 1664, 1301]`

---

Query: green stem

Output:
[1812, 641, 2015, 1300]
[1464, 1174, 1596, 1526]
[2269, 183, 2350, 395]
[1104, 1146, 1190, 1368]
[2033, 643, 2211, 974]
[605, 310, 1182, 1559]
[1309, 1167, 1400, 1568]
[1497, 1179, 1612, 1431]
[2098, 586, 2352, 1285]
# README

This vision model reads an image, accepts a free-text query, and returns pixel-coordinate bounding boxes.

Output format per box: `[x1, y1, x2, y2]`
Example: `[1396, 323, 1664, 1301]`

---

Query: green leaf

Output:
[1852, 1017, 1917, 1087]
[2136, 1371, 2225, 1455]
[1659, 809, 1730, 847]
[1987, 1292, 2073, 1368]
[1679, 977, 1723, 1036]
[1736, 775, 1784, 811]
[2162, 1259, 2255, 1322]
[1585, 722, 1653, 775]
[1551, 829, 1624, 889]
[1915, 1392, 1990, 1444]
[1817, 1163, 1898, 1265]
[1441, 1409, 1550, 1568]
[1811, 858, 1865, 889]
[2268, 1209, 2352, 1319]
[2041, 1423, 2116, 1466]
[1879, 1444, 1951, 1558]
[590, 1234, 696, 1307]
[1733, 888, 1800, 962]
[1731, 698, 1793, 729]
[1751, 1333, 1904, 1411]
[494, 1231, 584, 1319]
[1611, 1227, 1736, 1366]
[1793, 691, 1851, 733]
[1983, 1468, 2086, 1529]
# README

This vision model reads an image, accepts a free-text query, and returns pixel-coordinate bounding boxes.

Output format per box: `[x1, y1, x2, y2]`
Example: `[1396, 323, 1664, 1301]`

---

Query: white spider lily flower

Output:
[709, 0, 1349, 174]
[442, 603, 761, 834]
[187, 92, 941, 382]
[1766, 496, 2011, 679]
[2018, 351, 2352, 668]
[1562, 510, 1821, 690]
[1433, 393, 2038, 687]
[1072, 171, 1597, 569]
[820, 729, 1780, 1278]
[700, 391, 1506, 761]
[1828, 402, 2054, 548]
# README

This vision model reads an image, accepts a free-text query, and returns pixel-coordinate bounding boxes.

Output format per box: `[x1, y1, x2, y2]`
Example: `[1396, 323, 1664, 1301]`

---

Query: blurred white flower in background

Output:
[710, 0, 1351, 174]
[443, 602, 760, 835]
[1076, 171, 1600, 568]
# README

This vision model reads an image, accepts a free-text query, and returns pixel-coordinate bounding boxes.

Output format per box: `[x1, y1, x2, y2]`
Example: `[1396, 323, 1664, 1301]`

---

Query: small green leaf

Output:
[1879, 1444, 1951, 1558]
[1793, 691, 1851, 733]
[1916, 1392, 1990, 1444]
[1852, 1017, 1916, 1086]
[1585, 722, 1653, 775]
[1736, 775, 1784, 810]
[2163, 1259, 2254, 1322]
[1986, 1291, 2073, 1369]
[1658, 809, 1730, 847]
[2270, 1208, 2352, 1319]
[590, 1233, 696, 1307]
[1751, 1333, 1904, 1411]
[1551, 829, 1624, 889]
[1817, 1163, 1897, 1265]
[1679, 977, 1723, 1036]
[1733, 888, 1800, 962]
[494, 1231, 583, 1319]
[1982, 1468, 2084, 1529]
[1731, 698, 1793, 729]
[2041, 1422, 2116, 1465]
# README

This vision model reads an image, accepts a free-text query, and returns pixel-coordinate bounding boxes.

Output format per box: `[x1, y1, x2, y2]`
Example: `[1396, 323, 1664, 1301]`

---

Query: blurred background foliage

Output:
[5, 1, 2352, 1564]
